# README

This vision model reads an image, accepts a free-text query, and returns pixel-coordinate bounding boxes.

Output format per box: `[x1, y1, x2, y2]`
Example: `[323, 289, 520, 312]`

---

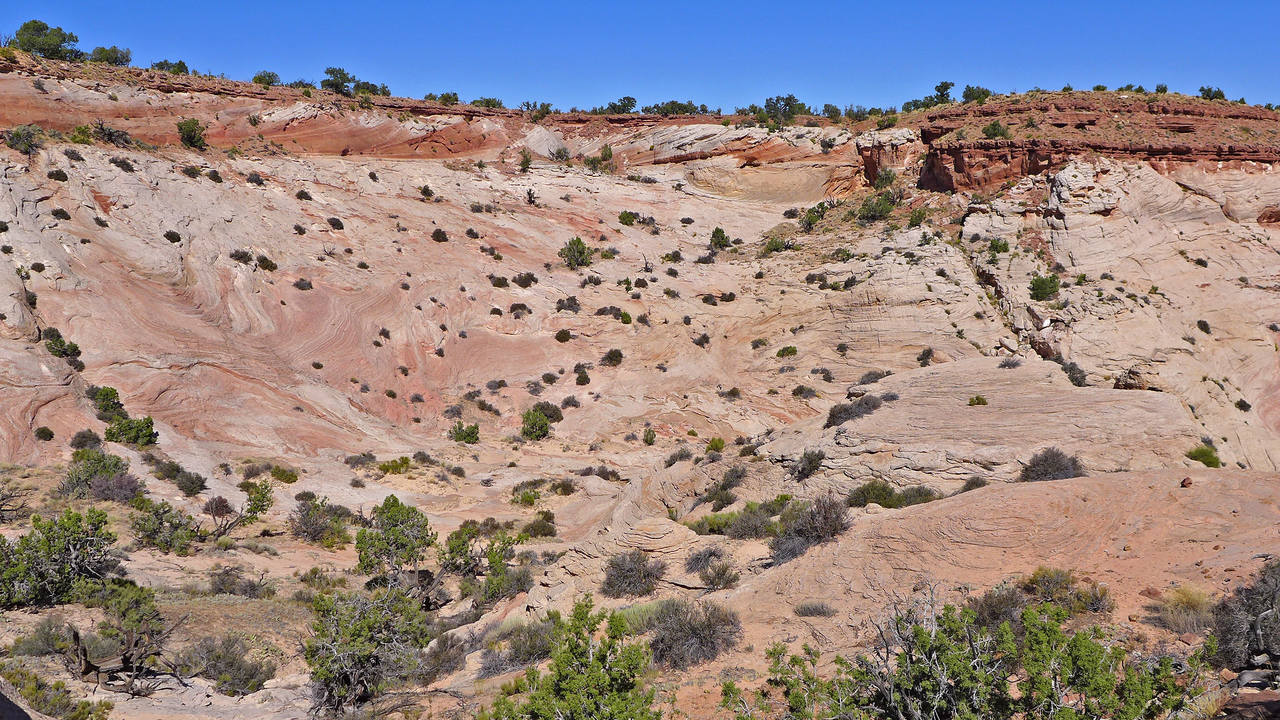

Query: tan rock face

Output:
[1, 59, 1279, 718]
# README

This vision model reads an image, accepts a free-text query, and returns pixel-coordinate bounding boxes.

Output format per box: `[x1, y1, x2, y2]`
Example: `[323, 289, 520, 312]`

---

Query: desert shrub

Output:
[856, 192, 896, 224]
[1019, 448, 1083, 482]
[4, 125, 43, 156]
[11, 616, 70, 656]
[305, 589, 432, 714]
[1157, 586, 1213, 634]
[61, 448, 128, 498]
[0, 662, 114, 720]
[982, 120, 1012, 139]
[824, 394, 882, 428]
[70, 429, 101, 449]
[858, 369, 889, 384]
[46, 168, 69, 182]
[89, 470, 143, 503]
[1212, 560, 1280, 670]
[699, 561, 739, 590]
[34, 426, 54, 441]
[450, 421, 480, 443]
[601, 348, 624, 367]
[776, 345, 798, 358]
[130, 498, 201, 555]
[664, 446, 694, 468]
[522, 510, 556, 538]
[1185, 444, 1221, 468]
[998, 357, 1022, 369]
[104, 416, 157, 446]
[1029, 273, 1060, 301]
[377, 456, 411, 474]
[770, 494, 847, 564]
[684, 546, 725, 574]
[288, 499, 351, 548]
[967, 583, 1028, 632]
[208, 564, 274, 599]
[968, 395, 988, 406]
[531, 401, 563, 423]
[647, 598, 741, 668]
[558, 236, 593, 269]
[521, 409, 550, 440]
[792, 449, 825, 479]
[847, 480, 940, 509]
[958, 476, 988, 493]
[1057, 358, 1087, 386]
[176, 118, 207, 149]
[601, 550, 667, 598]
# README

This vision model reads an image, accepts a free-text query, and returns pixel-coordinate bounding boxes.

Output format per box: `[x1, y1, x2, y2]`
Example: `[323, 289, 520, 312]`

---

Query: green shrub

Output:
[856, 192, 895, 224]
[176, 118, 207, 149]
[968, 395, 988, 406]
[104, 416, 157, 446]
[0, 508, 119, 608]
[475, 597, 657, 720]
[1185, 444, 1221, 468]
[305, 589, 432, 715]
[4, 125, 43, 156]
[0, 662, 113, 720]
[558, 236, 593, 269]
[982, 120, 1012, 139]
[378, 456, 411, 474]
[643, 428, 656, 445]
[449, 421, 479, 443]
[34, 426, 54, 441]
[130, 498, 201, 555]
[776, 345, 798, 358]
[1029, 273, 1060, 300]
[252, 70, 280, 87]
[521, 408, 550, 440]
[847, 480, 941, 509]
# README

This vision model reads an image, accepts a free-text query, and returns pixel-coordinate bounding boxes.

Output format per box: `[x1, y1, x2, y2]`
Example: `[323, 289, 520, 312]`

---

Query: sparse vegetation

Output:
[601, 549, 667, 598]
[1019, 447, 1084, 482]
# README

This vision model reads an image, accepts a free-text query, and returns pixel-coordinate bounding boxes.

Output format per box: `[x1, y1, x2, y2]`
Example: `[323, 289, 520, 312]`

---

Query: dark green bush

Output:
[176, 118, 206, 149]
[1029, 273, 1060, 300]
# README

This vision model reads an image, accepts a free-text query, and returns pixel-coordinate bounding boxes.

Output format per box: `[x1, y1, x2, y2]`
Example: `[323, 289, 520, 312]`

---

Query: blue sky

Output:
[5, 1, 1277, 110]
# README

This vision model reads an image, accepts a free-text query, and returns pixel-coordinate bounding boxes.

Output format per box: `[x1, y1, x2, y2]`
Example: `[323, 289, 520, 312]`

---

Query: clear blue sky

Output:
[5, 1, 1277, 110]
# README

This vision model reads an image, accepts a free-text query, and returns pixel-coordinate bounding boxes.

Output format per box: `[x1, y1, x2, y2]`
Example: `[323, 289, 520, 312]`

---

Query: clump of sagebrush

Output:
[1019, 448, 1084, 482]
[601, 549, 666, 597]
[769, 493, 848, 564]
[824, 394, 882, 428]
[645, 598, 741, 669]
